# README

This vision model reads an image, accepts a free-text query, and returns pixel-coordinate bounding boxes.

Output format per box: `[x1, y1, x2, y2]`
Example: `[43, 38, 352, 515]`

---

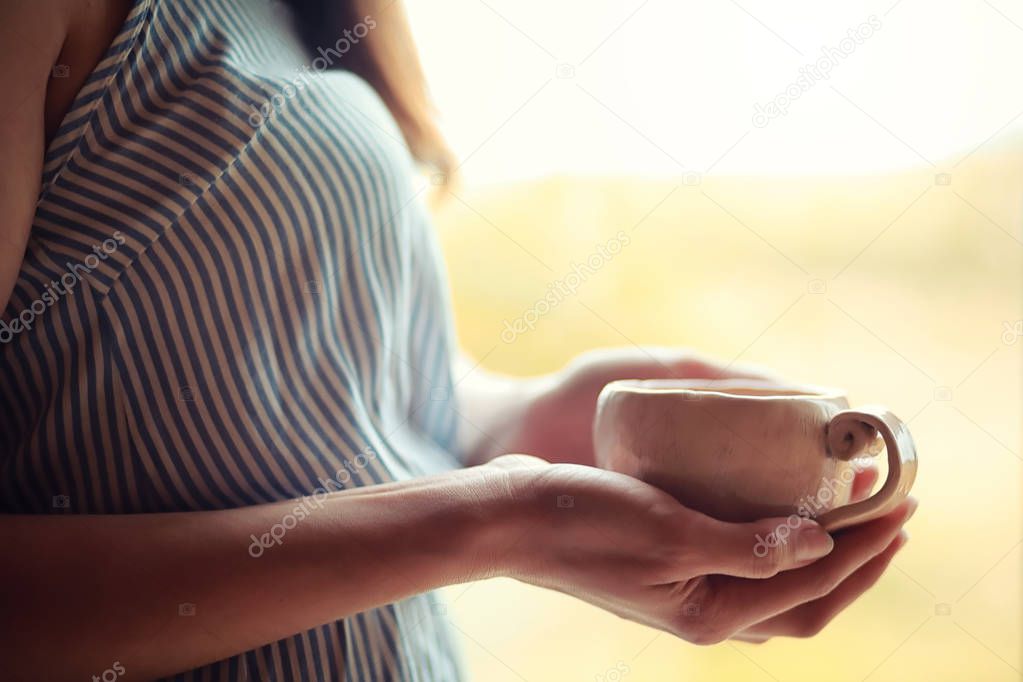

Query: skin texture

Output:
[459, 351, 914, 644]
[0, 4, 916, 680]
[0, 0, 132, 311]
[0, 1, 59, 313]
[489, 454, 912, 646]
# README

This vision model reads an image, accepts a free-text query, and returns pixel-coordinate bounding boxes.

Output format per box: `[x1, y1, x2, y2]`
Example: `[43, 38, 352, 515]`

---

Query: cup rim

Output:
[603, 378, 846, 401]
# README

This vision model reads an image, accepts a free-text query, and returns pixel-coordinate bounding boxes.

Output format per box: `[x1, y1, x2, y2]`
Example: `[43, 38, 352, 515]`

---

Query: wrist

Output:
[462, 457, 556, 581]
[456, 371, 553, 464]
[354, 466, 530, 585]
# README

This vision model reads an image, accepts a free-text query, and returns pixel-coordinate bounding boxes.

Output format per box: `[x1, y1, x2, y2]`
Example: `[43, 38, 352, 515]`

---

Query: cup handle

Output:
[816, 405, 918, 532]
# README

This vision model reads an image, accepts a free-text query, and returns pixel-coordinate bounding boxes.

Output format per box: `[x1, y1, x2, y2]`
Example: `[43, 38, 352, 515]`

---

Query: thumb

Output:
[685, 512, 835, 579]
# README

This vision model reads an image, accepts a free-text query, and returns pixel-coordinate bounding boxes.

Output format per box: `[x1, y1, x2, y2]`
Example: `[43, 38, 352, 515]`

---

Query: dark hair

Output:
[281, 0, 454, 177]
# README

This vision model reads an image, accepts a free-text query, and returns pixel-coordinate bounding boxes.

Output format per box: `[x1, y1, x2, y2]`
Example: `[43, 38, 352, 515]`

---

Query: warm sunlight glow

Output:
[412, 3, 1022, 682]
[411, 0, 1023, 181]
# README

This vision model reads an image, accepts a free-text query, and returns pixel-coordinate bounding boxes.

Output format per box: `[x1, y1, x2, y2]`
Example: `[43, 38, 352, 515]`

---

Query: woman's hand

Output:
[508, 347, 786, 465]
[486, 454, 913, 644]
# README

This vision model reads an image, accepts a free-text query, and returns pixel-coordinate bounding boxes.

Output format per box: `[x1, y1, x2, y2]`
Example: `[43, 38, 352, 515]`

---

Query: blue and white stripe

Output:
[1, 0, 465, 678]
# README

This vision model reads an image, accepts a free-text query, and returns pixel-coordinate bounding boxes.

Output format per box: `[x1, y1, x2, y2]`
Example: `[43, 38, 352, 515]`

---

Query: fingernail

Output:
[795, 524, 835, 561]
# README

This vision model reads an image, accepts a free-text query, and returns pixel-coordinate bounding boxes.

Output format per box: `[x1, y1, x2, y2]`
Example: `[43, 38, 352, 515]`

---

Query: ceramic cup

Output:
[593, 379, 917, 531]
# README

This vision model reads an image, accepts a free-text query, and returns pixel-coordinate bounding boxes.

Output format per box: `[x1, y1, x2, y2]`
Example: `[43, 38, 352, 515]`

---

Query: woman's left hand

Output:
[508, 347, 785, 466]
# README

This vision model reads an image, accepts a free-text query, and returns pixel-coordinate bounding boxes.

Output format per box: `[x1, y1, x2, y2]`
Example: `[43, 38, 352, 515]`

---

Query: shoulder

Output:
[0, 0, 70, 311]
[1, 0, 75, 112]
[0, 1, 70, 122]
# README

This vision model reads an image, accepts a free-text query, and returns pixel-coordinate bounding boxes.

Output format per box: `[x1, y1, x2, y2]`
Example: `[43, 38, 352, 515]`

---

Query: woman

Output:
[0, 0, 914, 679]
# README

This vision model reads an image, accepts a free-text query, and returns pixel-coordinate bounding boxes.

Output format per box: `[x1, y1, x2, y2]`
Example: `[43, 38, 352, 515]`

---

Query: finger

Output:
[711, 497, 916, 631]
[736, 529, 908, 641]
[684, 512, 835, 580]
[780, 464, 877, 566]
[849, 465, 879, 502]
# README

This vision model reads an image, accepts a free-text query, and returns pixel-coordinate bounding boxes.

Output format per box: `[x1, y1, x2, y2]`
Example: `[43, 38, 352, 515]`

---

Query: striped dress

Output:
[0, 0, 466, 679]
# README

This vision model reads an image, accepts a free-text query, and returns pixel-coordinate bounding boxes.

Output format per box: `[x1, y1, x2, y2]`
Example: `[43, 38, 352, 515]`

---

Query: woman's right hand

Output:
[484, 454, 914, 644]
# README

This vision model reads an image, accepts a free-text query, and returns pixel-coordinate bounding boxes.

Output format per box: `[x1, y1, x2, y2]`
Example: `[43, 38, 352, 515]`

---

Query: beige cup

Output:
[593, 379, 917, 531]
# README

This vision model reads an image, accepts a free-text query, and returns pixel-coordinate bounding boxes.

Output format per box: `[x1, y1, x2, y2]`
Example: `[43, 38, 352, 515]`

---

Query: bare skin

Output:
[0, 3, 915, 680]
[0, 0, 131, 311]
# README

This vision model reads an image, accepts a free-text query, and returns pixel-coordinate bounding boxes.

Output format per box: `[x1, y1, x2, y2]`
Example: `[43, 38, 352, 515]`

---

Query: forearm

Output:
[0, 466, 511, 681]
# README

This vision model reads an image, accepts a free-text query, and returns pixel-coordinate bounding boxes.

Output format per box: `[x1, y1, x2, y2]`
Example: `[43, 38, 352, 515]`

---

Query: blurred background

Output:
[407, 0, 1022, 679]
